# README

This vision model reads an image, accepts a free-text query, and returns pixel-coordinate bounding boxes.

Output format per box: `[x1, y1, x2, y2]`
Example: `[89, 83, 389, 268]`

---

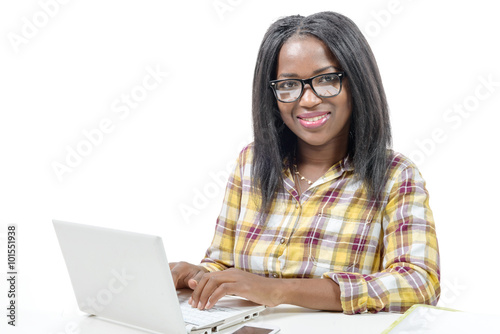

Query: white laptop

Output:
[53, 220, 265, 334]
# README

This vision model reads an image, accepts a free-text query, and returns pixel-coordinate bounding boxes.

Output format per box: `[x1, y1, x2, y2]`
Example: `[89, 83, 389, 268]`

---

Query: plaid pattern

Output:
[201, 143, 440, 314]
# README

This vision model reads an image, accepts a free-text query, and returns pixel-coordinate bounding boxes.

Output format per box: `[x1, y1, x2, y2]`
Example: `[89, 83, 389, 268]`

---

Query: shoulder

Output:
[228, 142, 255, 179]
[386, 149, 418, 175]
[236, 142, 255, 166]
[384, 149, 427, 195]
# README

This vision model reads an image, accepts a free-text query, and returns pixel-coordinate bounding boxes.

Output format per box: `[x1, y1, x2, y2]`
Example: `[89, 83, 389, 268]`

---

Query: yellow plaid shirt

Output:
[200, 143, 440, 314]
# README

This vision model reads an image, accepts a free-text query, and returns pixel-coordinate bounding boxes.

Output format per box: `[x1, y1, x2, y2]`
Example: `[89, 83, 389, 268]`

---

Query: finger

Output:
[188, 269, 210, 305]
[190, 272, 214, 308]
[184, 270, 201, 289]
[196, 276, 218, 309]
[187, 268, 206, 289]
[197, 273, 230, 310]
[205, 283, 237, 310]
[187, 278, 198, 290]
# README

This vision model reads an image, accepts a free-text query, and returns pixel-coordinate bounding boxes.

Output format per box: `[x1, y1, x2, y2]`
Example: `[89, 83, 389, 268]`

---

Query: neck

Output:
[296, 138, 348, 170]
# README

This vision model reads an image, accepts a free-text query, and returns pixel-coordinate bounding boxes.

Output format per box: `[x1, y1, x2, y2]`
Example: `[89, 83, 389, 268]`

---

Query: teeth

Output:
[302, 114, 328, 122]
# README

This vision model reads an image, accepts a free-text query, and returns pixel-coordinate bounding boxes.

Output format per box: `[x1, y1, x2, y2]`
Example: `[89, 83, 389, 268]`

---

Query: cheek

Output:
[341, 97, 352, 118]
[278, 103, 294, 120]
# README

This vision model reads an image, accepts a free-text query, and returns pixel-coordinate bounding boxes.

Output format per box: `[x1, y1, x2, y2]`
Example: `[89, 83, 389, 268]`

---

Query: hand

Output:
[169, 261, 208, 290]
[188, 268, 282, 310]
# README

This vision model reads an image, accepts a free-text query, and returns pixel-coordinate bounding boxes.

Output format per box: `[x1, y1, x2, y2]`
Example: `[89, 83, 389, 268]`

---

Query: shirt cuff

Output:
[324, 272, 373, 314]
[199, 261, 228, 272]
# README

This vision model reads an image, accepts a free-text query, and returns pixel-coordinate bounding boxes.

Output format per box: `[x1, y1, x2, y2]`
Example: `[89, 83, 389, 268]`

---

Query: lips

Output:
[297, 112, 331, 129]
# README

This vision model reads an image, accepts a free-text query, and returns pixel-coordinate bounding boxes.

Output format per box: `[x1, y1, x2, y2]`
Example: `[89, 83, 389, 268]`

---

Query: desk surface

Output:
[9, 305, 401, 334]
[244, 306, 401, 334]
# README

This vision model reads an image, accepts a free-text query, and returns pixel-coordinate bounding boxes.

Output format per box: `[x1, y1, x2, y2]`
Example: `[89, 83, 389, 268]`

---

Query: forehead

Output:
[276, 36, 339, 78]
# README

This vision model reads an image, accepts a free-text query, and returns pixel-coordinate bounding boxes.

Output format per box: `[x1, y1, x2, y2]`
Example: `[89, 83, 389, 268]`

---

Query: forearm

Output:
[325, 265, 440, 314]
[275, 278, 342, 311]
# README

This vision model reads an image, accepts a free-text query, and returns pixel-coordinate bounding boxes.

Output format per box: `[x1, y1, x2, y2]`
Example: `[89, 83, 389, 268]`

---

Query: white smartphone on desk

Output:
[230, 324, 280, 334]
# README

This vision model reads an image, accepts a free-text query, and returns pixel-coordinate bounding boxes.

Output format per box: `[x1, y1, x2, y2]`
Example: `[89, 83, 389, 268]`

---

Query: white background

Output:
[1, 0, 499, 332]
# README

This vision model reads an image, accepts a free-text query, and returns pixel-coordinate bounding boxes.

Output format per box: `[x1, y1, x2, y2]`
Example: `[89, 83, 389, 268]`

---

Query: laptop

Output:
[53, 220, 266, 334]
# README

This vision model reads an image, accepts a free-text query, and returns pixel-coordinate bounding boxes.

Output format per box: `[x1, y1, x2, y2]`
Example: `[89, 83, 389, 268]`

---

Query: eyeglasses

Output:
[269, 72, 346, 103]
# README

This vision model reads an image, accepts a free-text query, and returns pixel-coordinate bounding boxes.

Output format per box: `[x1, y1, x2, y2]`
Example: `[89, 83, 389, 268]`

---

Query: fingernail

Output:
[206, 301, 211, 309]
[188, 297, 192, 305]
[197, 301, 202, 310]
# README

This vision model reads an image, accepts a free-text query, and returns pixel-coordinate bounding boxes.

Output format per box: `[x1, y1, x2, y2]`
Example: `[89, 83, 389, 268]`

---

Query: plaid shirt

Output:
[200, 143, 440, 314]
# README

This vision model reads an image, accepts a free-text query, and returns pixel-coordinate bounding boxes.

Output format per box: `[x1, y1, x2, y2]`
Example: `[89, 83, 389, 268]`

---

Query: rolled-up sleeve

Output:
[325, 164, 440, 314]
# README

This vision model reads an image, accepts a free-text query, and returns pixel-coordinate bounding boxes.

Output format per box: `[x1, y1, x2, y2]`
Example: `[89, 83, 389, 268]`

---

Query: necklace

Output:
[293, 164, 313, 185]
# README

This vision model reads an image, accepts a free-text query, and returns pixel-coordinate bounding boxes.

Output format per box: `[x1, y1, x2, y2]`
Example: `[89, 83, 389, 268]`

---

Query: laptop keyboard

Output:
[178, 293, 246, 326]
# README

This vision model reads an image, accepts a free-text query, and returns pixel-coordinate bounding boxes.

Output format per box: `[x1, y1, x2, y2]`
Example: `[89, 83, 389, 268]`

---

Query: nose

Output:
[299, 84, 322, 108]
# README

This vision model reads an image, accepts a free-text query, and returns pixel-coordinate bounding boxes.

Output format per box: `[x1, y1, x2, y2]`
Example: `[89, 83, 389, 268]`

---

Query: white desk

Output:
[243, 306, 401, 333]
[8, 306, 401, 334]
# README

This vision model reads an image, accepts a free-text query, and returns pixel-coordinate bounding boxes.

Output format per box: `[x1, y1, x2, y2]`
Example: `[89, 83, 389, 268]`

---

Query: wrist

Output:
[270, 278, 292, 306]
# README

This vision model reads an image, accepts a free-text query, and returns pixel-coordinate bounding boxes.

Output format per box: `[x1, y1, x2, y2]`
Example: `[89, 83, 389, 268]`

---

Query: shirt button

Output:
[280, 238, 286, 244]
[273, 273, 278, 278]
[295, 204, 299, 209]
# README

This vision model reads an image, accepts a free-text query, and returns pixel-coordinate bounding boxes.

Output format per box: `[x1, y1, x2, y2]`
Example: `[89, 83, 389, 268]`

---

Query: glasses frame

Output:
[269, 71, 346, 103]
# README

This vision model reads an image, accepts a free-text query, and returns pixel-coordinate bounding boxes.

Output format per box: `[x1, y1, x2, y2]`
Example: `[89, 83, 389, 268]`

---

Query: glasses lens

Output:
[274, 80, 302, 102]
[312, 74, 341, 97]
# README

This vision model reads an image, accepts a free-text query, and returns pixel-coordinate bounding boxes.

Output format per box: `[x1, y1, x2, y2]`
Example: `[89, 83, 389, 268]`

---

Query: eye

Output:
[318, 74, 337, 83]
[277, 80, 300, 90]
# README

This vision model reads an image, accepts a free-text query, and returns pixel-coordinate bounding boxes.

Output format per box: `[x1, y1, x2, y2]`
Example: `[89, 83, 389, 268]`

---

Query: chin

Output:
[299, 136, 333, 147]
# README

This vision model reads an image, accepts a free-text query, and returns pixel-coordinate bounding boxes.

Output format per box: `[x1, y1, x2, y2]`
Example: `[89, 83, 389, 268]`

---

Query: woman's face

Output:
[275, 36, 352, 150]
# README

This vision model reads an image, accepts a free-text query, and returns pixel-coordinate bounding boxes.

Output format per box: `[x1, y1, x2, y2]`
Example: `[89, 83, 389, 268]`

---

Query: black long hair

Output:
[251, 11, 392, 212]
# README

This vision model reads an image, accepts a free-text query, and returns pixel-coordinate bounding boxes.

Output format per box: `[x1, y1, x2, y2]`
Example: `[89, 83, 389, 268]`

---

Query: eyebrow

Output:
[278, 65, 338, 79]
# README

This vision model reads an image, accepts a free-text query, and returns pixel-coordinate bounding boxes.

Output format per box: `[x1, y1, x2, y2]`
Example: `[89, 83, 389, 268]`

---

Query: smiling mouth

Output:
[297, 112, 331, 129]
[298, 113, 330, 122]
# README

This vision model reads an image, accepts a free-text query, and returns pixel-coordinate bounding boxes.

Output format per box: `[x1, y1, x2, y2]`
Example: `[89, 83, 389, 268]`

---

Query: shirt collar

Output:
[283, 154, 354, 189]
[319, 155, 354, 185]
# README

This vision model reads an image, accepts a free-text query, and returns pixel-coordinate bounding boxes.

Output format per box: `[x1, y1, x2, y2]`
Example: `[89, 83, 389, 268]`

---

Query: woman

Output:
[170, 11, 440, 314]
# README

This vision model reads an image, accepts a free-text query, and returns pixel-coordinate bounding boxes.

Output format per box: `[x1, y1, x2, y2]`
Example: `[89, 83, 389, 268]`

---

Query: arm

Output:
[189, 268, 342, 311]
[276, 277, 342, 311]
[324, 162, 440, 314]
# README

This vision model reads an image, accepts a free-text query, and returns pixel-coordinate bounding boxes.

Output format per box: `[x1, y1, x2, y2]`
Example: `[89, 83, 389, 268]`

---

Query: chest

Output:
[234, 181, 385, 277]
